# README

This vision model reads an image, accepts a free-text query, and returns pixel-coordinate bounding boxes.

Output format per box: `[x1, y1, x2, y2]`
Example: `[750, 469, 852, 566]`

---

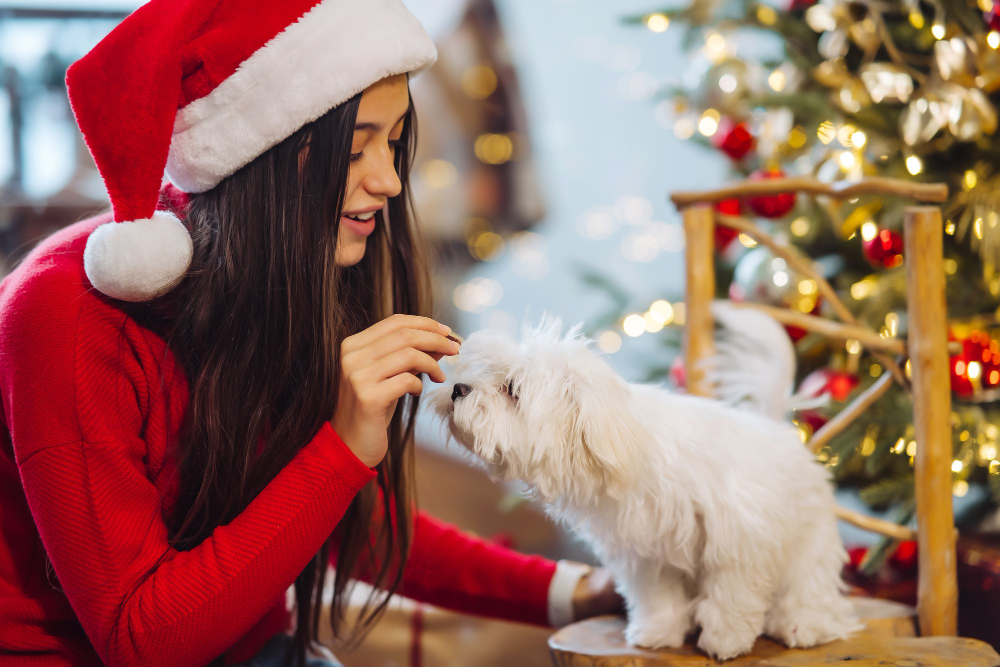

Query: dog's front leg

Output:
[619, 559, 694, 649]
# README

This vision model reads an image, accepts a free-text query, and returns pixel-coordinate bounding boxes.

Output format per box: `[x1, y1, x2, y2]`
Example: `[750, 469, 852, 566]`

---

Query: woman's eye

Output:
[349, 140, 403, 164]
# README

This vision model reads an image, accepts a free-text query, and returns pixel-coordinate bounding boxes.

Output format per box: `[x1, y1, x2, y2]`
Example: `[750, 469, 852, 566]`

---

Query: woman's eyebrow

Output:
[354, 107, 411, 132]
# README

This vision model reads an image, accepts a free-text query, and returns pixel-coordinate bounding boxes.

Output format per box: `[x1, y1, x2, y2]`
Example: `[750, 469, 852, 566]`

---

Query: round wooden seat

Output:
[549, 597, 1000, 666]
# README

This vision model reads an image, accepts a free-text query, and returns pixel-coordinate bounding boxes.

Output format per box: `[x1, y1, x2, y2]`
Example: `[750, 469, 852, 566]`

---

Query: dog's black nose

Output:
[451, 383, 471, 401]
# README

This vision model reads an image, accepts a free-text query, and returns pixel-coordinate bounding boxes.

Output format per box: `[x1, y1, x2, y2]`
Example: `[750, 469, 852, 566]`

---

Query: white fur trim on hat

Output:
[164, 0, 437, 193]
[83, 211, 193, 302]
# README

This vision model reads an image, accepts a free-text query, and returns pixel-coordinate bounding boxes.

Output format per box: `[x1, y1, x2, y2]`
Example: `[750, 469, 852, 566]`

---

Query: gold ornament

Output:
[899, 91, 949, 146]
[835, 77, 872, 114]
[859, 63, 913, 104]
[935, 37, 978, 87]
[813, 58, 851, 88]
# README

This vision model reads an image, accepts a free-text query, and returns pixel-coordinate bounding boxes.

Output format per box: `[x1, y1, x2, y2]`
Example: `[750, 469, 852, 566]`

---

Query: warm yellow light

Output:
[954, 480, 969, 497]
[645, 13, 669, 32]
[623, 314, 645, 337]
[944, 258, 958, 275]
[851, 278, 876, 299]
[952, 459, 964, 473]
[846, 339, 861, 355]
[905, 359, 912, 378]
[894, 437, 906, 453]
[981, 444, 998, 461]
[738, 233, 757, 247]
[981, 0, 994, 12]
[907, 440, 917, 456]
[976, 217, 984, 240]
[965, 170, 978, 190]
[597, 331, 622, 353]
[706, 32, 727, 53]
[945, 220, 956, 235]
[790, 216, 810, 236]
[970, 360, 983, 380]
[931, 23, 945, 40]
[798, 279, 817, 295]
[788, 126, 808, 149]
[860, 221, 878, 242]
[851, 130, 867, 147]
[768, 69, 786, 92]
[905, 155, 922, 175]
[870, 363, 882, 377]
[991, 460, 1000, 474]
[420, 159, 458, 189]
[885, 312, 899, 336]
[837, 124, 857, 146]
[908, 10, 924, 29]
[643, 311, 664, 333]
[469, 231, 505, 261]
[649, 300, 674, 325]
[990, 31, 1000, 49]
[839, 151, 856, 170]
[461, 65, 498, 100]
[474, 133, 514, 165]
[817, 120, 835, 145]
[756, 5, 777, 25]
[674, 117, 696, 140]
[698, 114, 720, 137]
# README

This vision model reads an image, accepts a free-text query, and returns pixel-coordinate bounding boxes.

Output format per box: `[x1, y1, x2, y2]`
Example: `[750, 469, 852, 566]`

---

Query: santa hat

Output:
[66, 0, 437, 302]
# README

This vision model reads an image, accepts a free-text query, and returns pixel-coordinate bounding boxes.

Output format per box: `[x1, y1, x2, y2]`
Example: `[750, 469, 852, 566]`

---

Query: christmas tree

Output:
[620, 0, 1000, 569]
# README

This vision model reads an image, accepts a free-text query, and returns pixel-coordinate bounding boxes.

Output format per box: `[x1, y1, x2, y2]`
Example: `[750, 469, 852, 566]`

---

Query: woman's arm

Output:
[1, 268, 376, 667]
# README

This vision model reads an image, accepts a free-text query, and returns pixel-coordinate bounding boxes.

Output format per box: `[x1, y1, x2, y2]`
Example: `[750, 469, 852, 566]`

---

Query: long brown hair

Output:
[121, 79, 430, 666]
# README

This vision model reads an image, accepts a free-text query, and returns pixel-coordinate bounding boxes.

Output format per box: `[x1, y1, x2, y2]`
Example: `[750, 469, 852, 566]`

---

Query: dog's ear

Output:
[572, 377, 646, 499]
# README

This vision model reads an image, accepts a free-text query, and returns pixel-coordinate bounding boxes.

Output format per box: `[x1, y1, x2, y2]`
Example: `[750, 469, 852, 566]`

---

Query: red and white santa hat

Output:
[66, 0, 437, 302]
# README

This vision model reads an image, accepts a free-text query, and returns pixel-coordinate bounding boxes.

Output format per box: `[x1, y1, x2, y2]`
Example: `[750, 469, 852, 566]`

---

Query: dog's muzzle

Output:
[451, 383, 471, 401]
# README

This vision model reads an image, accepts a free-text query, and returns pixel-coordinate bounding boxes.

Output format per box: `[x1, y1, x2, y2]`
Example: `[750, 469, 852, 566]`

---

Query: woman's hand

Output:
[572, 567, 625, 622]
[332, 314, 459, 467]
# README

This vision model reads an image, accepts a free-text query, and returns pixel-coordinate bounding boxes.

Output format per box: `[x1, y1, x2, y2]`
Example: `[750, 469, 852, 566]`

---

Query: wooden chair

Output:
[548, 177, 1000, 665]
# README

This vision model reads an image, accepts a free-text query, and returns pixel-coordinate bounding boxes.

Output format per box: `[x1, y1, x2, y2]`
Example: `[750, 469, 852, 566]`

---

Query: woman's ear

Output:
[571, 377, 646, 499]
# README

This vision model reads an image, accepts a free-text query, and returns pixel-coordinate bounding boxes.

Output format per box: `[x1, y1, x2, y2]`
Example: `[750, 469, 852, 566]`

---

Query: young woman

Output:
[0, 1, 621, 666]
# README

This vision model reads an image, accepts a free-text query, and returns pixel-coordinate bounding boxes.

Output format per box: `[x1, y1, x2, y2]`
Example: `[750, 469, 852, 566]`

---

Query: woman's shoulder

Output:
[0, 212, 115, 333]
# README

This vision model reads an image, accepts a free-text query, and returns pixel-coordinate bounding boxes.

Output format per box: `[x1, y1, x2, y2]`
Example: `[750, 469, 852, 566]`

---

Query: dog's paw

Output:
[624, 620, 686, 650]
[696, 626, 756, 661]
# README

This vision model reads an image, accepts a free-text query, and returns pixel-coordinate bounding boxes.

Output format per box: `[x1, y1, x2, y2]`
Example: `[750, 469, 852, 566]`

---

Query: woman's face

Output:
[336, 73, 410, 266]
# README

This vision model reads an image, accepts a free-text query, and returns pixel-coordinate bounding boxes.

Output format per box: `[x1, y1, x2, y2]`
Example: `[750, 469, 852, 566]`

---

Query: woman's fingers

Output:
[356, 327, 459, 365]
[343, 314, 450, 354]
[366, 347, 446, 384]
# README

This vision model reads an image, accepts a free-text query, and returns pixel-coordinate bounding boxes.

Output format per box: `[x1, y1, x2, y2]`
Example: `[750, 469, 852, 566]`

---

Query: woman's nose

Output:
[451, 383, 471, 401]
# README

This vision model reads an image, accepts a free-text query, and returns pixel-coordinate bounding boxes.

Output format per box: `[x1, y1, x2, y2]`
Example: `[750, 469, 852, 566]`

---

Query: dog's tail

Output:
[701, 300, 823, 421]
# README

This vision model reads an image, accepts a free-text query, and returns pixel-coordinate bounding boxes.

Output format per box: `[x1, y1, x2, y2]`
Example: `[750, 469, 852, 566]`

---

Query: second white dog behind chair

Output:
[426, 302, 862, 661]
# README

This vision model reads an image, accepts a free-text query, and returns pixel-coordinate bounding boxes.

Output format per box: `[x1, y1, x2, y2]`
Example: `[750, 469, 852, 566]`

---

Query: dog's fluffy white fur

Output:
[427, 303, 860, 660]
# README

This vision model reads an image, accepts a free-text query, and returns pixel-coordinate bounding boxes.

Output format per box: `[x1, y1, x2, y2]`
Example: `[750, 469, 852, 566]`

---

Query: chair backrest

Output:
[670, 176, 956, 636]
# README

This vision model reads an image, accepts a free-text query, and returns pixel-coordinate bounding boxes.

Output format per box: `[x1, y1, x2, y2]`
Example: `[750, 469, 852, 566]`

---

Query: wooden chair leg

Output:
[683, 204, 715, 398]
[905, 205, 958, 636]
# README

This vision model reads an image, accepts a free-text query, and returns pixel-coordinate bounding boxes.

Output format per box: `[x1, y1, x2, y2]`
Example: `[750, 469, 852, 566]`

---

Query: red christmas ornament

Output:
[985, 1, 1000, 30]
[950, 329, 1000, 396]
[714, 199, 741, 249]
[862, 228, 904, 269]
[797, 408, 829, 434]
[713, 118, 755, 161]
[669, 354, 687, 392]
[799, 367, 860, 402]
[745, 169, 797, 219]
[784, 295, 823, 342]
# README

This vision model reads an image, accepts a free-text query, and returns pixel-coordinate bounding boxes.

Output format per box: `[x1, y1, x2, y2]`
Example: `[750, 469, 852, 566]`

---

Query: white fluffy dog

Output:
[427, 302, 860, 660]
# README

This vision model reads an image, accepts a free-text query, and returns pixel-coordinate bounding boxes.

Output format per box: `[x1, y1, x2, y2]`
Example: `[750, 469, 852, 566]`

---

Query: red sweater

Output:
[0, 199, 557, 666]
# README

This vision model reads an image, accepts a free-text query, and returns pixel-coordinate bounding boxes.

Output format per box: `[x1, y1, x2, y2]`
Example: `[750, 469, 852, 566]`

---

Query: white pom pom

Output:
[83, 211, 193, 302]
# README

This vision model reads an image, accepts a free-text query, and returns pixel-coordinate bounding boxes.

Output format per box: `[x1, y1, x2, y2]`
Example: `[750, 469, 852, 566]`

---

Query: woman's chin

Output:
[334, 239, 367, 266]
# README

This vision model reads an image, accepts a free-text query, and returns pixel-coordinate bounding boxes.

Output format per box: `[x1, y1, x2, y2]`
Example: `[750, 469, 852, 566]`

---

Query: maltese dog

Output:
[427, 301, 860, 660]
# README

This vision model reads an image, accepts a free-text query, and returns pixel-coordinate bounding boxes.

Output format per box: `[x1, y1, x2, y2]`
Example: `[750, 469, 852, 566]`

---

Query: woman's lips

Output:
[341, 214, 376, 237]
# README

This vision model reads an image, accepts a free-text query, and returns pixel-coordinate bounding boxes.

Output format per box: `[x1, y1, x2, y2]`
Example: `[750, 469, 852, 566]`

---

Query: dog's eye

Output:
[503, 380, 517, 399]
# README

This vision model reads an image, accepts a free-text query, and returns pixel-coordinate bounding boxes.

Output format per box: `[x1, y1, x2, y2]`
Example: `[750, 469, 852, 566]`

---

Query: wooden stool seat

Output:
[549, 598, 1000, 666]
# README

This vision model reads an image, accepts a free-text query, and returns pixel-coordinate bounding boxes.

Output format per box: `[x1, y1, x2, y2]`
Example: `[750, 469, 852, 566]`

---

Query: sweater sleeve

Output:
[0, 269, 376, 666]
[397, 511, 558, 626]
